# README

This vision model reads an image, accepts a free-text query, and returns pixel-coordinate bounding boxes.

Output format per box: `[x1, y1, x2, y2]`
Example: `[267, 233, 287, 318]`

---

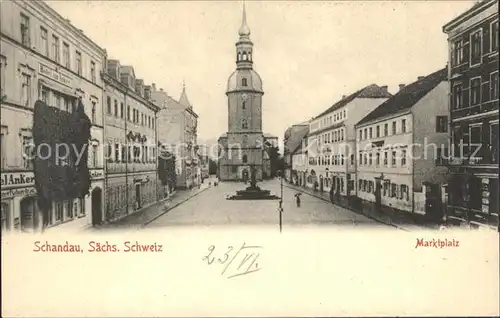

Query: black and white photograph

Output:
[1, 0, 499, 316]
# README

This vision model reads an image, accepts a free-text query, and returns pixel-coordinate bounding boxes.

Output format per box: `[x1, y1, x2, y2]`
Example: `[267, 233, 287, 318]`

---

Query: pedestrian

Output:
[208, 181, 212, 187]
[295, 193, 301, 208]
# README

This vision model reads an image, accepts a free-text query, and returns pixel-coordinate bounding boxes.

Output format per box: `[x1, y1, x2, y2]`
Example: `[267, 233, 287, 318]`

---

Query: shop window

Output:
[1, 202, 9, 231]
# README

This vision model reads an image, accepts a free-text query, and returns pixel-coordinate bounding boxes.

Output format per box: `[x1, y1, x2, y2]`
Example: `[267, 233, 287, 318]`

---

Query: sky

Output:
[48, 0, 476, 150]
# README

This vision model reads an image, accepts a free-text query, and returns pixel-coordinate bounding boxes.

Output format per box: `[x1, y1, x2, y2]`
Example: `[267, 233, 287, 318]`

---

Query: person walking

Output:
[295, 193, 301, 208]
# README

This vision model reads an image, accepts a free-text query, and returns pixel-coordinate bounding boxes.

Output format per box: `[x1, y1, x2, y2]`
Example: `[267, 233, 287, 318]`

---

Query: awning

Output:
[38, 78, 78, 99]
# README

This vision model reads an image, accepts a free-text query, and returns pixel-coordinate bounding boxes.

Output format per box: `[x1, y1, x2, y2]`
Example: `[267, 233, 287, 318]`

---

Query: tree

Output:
[267, 145, 281, 178]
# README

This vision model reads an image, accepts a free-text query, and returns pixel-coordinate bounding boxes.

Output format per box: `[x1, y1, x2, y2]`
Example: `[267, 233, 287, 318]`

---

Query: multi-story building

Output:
[306, 84, 391, 198]
[154, 83, 200, 189]
[355, 68, 449, 220]
[283, 122, 309, 182]
[292, 135, 309, 187]
[102, 60, 159, 222]
[443, 0, 499, 230]
[1, 0, 106, 232]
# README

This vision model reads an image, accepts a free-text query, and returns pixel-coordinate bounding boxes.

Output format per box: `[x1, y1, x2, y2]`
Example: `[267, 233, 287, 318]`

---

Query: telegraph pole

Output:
[279, 169, 283, 233]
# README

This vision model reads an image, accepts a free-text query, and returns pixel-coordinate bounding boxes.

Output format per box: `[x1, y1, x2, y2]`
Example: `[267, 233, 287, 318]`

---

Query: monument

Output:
[226, 166, 280, 200]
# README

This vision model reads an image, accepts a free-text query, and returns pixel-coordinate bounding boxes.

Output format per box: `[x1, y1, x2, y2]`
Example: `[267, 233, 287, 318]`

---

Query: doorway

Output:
[91, 187, 102, 226]
[425, 183, 443, 222]
[242, 169, 249, 183]
[20, 197, 39, 232]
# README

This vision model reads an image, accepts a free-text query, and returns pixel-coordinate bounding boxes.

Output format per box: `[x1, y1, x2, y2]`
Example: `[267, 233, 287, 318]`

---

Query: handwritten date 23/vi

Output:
[202, 243, 262, 279]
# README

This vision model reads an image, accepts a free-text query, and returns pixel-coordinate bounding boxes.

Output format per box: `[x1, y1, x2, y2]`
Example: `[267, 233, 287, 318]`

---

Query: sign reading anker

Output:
[39, 63, 72, 87]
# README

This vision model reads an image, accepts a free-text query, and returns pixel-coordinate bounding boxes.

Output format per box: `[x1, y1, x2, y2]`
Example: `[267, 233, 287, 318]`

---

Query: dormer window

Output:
[242, 78, 247, 86]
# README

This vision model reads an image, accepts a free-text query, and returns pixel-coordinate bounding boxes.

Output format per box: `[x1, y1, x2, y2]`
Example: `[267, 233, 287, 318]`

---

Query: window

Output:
[392, 121, 396, 135]
[91, 102, 96, 123]
[452, 84, 463, 109]
[63, 96, 73, 113]
[436, 147, 448, 166]
[340, 129, 343, 141]
[115, 143, 120, 162]
[400, 185, 409, 201]
[470, 29, 482, 65]
[21, 14, 30, 47]
[242, 154, 248, 163]
[391, 151, 396, 166]
[1, 202, 8, 231]
[55, 202, 63, 221]
[376, 125, 380, 138]
[401, 119, 406, 133]
[242, 119, 248, 129]
[63, 42, 70, 68]
[358, 130, 362, 140]
[41, 87, 49, 103]
[436, 116, 448, 133]
[384, 151, 388, 166]
[107, 96, 111, 114]
[0, 56, 5, 97]
[40, 27, 48, 55]
[368, 153, 372, 165]
[21, 73, 31, 107]
[242, 78, 247, 86]
[401, 149, 407, 166]
[359, 153, 362, 165]
[470, 78, 481, 105]
[66, 200, 73, 219]
[363, 128, 367, 140]
[491, 123, 499, 164]
[114, 100, 118, 116]
[52, 35, 60, 62]
[491, 72, 499, 100]
[469, 125, 482, 160]
[54, 93, 61, 109]
[0, 130, 5, 169]
[92, 144, 98, 167]
[391, 184, 397, 198]
[369, 127, 372, 139]
[75, 51, 82, 75]
[127, 106, 131, 121]
[121, 145, 127, 162]
[384, 123, 388, 136]
[452, 40, 463, 66]
[91, 61, 96, 83]
[492, 20, 499, 52]
[376, 152, 380, 165]
[242, 101, 246, 109]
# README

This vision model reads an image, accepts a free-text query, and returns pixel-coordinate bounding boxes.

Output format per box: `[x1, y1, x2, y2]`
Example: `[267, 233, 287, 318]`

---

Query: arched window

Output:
[248, 52, 252, 61]
[242, 52, 247, 61]
[242, 78, 247, 86]
[242, 154, 248, 163]
[242, 101, 246, 109]
[242, 119, 248, 129]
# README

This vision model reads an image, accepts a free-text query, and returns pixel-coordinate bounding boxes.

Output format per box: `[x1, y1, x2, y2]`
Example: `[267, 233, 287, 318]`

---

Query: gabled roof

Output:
[179, 85, 191, 108]
[314, 84, 392, 119]
[356, 67, 447, 127]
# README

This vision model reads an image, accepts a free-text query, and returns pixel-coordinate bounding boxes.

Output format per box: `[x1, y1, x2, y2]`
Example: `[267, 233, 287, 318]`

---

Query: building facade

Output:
[355, 69, 449, 220]
[283, 123, 309, 182]
[103, 60, 159, 222]
[218, 5, 275, 181]
[154, 84, 200, 189]
[292, 137, 309, 187]
[443, 0, 499, 230]
[306, 85, 391, 198]
[1, 0, 106, 232]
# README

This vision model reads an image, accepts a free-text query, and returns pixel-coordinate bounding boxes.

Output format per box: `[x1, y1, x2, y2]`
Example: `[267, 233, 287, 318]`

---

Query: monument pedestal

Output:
[226, 167, 280, 200]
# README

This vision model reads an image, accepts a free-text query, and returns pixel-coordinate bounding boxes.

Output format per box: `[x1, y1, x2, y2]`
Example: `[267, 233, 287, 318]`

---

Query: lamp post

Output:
[279, 169, 283, 233]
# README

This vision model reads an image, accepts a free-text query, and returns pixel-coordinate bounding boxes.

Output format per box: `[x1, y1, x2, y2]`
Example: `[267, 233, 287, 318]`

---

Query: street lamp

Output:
[278, 169, 284, 233]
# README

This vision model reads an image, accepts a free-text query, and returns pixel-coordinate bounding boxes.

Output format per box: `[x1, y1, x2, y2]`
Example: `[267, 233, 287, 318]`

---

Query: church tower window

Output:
[242, 154, 248, 163]
[242, 119, 248, 129]
[242, 52, 247, 60]
[242, 78, 247, 86]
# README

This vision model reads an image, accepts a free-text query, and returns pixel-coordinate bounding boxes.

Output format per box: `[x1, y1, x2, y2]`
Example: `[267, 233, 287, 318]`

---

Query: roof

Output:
[443, 0, 496, 32]
[120, 65, 135, 77]
[314, 84, 392, 119]
[356, 67, 448, 127]
[179, 84, 191, 108]
[286, 127, 309, 155]
[227, 69, 263, 93]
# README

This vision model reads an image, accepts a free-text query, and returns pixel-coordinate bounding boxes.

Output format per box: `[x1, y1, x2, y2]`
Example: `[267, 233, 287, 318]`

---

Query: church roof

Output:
[179, 82, 191, 108]
[227, 69, 263, 93]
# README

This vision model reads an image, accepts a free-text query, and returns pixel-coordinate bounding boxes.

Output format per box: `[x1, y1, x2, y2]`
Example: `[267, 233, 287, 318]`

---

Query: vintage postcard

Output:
[1, 0, 499, 316]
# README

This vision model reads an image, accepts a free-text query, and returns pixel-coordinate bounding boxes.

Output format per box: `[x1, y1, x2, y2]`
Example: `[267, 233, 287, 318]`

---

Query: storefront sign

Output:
[90, 169, 104, 180]
[39, 63, 72, 87]
[1, 187, 36, 198]
[1, 172, 35, 189]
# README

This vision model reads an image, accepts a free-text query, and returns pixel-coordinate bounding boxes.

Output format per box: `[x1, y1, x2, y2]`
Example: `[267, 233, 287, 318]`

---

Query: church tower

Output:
[219, 3, 265, 181]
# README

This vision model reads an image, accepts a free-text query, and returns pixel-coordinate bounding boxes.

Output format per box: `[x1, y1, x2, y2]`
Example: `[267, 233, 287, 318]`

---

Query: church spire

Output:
[179, 80, 191, 108]
[238, 1, 250, 37]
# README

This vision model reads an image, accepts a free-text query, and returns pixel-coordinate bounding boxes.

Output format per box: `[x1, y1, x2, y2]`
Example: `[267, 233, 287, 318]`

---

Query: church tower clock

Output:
[221, 3, 265, 181]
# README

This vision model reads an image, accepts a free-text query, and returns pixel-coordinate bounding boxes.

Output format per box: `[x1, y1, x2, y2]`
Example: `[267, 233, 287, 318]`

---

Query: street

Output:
[146, 178, 390, 228]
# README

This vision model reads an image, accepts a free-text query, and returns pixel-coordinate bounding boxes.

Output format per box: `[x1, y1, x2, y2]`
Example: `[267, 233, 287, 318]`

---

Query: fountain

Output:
[226, 166, 280, 200]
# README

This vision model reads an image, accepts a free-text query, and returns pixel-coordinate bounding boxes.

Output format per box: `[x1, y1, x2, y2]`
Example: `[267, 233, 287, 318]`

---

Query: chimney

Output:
[151, 83, 156, 92]
[135, 79, 144, 97]
[144, 85, 151, 100]
[380, 85, 388, 94]
[418, 76, 425, 80]
[399, 84, 406, 91]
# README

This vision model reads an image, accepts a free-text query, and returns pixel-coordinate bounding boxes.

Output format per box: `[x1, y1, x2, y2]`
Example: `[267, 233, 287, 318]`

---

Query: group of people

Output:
[208, 176, 219, 187]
